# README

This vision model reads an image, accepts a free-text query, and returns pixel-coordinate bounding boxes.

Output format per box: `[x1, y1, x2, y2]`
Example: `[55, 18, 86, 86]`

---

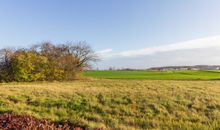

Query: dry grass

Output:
[0, 80, 219, 129]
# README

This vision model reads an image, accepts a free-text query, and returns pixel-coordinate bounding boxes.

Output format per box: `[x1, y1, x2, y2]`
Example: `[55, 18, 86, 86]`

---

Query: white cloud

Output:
[96, 49, 113, 54]
[96, 49, 113, 58]
[97, 35, 220, 59]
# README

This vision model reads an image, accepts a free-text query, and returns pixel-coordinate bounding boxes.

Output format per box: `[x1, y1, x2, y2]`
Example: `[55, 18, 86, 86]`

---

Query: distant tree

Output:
[0, 41, 98, 82]
[0, 42, 98, 82]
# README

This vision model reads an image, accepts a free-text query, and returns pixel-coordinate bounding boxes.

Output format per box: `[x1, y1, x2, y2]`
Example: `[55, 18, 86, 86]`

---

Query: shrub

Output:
[0, 42, 98, 82]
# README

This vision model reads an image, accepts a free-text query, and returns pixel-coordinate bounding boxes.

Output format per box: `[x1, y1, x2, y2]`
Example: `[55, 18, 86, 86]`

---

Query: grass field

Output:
[84, 70, 220, 80]
[0, 80, 219, 129]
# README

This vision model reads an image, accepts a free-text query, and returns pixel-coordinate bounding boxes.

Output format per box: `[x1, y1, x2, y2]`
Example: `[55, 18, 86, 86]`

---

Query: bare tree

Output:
[67, 41, 99, 69]
[0, 48, 15, 81]
[0, 48, 14, 63]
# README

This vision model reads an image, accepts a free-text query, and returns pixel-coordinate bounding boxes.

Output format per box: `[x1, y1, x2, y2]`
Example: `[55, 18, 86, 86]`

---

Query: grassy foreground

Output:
[84, 70, 220, 80]
[0, 80, 219, 129]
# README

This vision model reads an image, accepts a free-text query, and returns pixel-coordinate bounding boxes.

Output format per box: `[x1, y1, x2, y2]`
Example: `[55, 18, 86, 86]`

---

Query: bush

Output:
[0, 42, 98, 82]
[11, 51, 48, 82]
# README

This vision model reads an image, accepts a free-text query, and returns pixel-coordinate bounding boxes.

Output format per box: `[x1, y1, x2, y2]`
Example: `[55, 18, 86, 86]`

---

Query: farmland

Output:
[0, 80, 219, 129]
[84, 70, 220, 80]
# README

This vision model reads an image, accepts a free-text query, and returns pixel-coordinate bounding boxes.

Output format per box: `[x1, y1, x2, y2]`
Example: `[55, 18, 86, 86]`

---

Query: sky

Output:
[0, 0, 220, 69]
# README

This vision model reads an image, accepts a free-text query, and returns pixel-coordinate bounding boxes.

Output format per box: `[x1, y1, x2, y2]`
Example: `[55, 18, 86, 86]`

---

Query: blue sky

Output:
[1, 0, 220, 69]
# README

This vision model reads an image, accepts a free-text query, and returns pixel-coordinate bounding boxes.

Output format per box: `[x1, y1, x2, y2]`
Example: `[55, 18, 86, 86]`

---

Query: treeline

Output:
[0, 42, 98, 82]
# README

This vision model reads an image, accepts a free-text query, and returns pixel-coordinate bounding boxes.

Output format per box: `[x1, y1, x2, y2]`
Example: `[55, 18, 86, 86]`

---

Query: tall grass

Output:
[0, 80, 219, 129]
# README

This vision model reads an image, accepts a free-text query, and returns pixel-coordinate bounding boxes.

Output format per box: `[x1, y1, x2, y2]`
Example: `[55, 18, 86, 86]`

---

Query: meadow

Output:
[0, 79, 219, 129]
[84, 70, 220, 80]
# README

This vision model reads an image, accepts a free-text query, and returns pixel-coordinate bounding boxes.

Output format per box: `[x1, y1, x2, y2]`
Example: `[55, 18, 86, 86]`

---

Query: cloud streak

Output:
[97, 35, 220, 59]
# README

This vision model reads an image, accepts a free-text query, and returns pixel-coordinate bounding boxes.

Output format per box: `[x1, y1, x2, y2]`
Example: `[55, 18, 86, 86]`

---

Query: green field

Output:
[84, 70, 220, 80]
[0, 80, 219, 129]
